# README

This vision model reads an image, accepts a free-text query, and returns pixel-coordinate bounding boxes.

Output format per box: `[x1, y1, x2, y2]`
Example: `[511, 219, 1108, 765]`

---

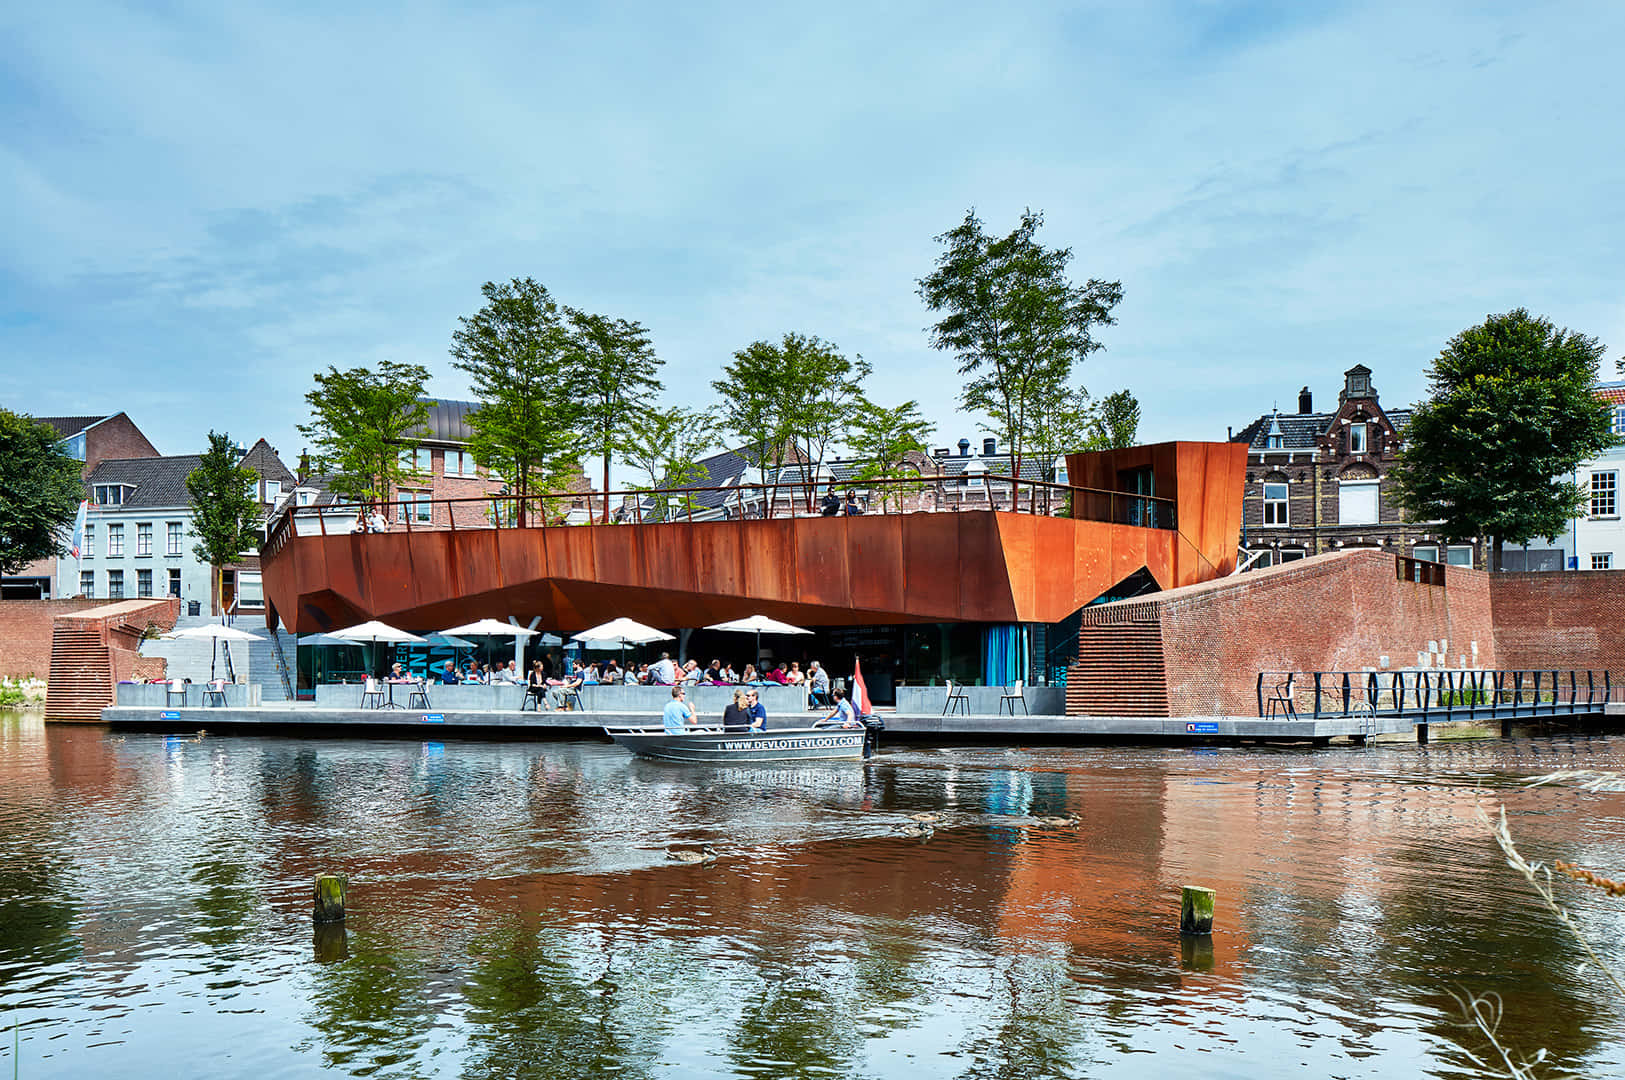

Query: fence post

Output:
[1312, 672, 1323, 720]
[1256, 672, 1265, 717]
[1341, 672, 1351, 716]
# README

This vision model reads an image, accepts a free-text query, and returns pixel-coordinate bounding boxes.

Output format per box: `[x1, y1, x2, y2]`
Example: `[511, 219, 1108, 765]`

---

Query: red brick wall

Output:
[0, 599, 108, 678]
[1491, 572, 1625, 683]
[85, 413, 160, 474]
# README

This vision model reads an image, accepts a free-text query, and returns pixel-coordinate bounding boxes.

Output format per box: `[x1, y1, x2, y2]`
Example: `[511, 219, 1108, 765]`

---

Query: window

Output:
[1262, 482, 1289, 526]
[1349, 423, 1367, 454]
[136, 523, 152, 556]
[80, 571, 94, 598]
[137, 569, 152, 597]
[396, 492, 432, 524]
[238, 571, 264, 608]
[167, 521, 182, 555]
[1338, 480, 1379, 525]
[168, 569, 182, 597]
[84, 524, 95, 558]
[1591, 471, 1617, 517]
[264, 480, 281, 501]
[1613, 406, 1625, 436]
[107, 570, 124, 599]
[447, 450, 478, 476]
[1593, 553, 1613, 570]
[1278, 548, 1306, 563]
[107, 523, 124, 556]
[296, 489, 314, 506]
[400, 447, 433, 475]
[1446, 546, 1474, 567]
[1412, 544, 1439, 563]
[93, 484, 125, 506]
[1266, 433, 1283, 449]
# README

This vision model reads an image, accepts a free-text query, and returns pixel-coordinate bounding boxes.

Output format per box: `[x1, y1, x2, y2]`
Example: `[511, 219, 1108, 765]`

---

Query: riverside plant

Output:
[0, 678, 45, 708]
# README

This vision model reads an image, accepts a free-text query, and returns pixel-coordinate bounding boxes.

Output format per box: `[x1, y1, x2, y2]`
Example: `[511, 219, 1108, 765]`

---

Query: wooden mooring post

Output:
[315, 874, 347, 924]
[1180, 885, 1214, 936]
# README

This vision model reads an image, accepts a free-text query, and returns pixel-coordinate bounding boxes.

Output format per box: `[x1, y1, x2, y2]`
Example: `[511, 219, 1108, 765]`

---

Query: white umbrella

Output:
[440, 618, 539, 676]
[331, 621, 428, 681]
[161, 622, 264, 681]
[705, 614, 812, 670]
[572, 617, 674, 673]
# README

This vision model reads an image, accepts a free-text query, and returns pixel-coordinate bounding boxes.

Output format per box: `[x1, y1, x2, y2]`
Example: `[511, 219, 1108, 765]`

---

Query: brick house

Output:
[1230, 365, 1485, 571]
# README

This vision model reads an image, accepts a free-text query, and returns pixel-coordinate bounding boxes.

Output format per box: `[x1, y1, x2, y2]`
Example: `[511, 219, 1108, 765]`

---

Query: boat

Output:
[604, 723, 878, 763]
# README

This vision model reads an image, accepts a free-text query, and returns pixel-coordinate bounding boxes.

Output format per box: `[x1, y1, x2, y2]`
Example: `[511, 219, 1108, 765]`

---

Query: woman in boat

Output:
[721, 688, 756, 733]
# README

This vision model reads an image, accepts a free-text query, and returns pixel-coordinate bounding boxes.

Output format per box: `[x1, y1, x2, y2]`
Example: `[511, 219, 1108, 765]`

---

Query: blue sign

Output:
[421, 713, 444, 723]
[1186, 722, 1220, 734]
[159, 711, 180, 720]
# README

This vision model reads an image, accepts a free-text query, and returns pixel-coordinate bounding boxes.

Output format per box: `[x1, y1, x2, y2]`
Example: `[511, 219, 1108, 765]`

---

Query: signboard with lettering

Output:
[159, 711, 180, 720]
[1185, 722, 1220, 734]
[421, 713, 445, 723]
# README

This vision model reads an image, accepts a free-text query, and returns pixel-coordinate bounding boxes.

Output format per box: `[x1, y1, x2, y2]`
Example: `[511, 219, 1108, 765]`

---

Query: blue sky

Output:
[3, 1, 1622, 475]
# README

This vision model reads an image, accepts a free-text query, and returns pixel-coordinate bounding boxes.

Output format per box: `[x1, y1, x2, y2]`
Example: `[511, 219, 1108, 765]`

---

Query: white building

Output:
[1560, 383, 1625, 571]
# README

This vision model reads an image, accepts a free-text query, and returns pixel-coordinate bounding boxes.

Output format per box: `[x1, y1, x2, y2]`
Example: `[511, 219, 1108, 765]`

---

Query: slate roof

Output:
[238, 438, 296, 486]
[84, 455, 205, 509]
[34, 415, 113, 439]
[1231, 409, 1413, 450]
[407, 398, 477, 444]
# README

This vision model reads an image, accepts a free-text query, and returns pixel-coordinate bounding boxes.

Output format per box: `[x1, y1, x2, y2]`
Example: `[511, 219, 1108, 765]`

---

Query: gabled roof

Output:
[34, 414, 114, 439]
[1231, 409, 1413, 450]
[85, 455, 205, 509]
[238, 438, 296, 486]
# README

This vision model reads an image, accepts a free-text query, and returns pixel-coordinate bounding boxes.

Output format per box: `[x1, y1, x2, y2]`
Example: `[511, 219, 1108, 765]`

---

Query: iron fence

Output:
[1257, 668, 1611, 722]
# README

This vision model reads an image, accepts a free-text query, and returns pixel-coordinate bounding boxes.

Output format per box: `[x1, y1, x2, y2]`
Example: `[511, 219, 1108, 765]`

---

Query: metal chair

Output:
[360, 677, 384, 710]
[203, 679, 228, 707]
[942, 680, 969, 716]
[407, 679, 431, 709]
[999, 680, 1028, 715]
[1265, 674, 1297, 719]
[166, 679, 189, 707]
[558, 683, 585, 711]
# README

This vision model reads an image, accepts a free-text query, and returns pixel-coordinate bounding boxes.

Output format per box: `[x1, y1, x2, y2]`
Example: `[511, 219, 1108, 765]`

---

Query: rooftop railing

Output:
[264, 474, 1177, 557]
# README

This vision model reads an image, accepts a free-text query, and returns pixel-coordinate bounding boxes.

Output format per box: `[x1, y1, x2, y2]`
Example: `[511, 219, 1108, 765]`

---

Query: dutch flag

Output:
[851, 656, 872, 718]
[68, 499, 88, 559]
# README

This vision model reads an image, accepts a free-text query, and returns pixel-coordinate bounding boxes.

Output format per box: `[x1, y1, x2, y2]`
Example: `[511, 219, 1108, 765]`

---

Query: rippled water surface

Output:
[5, 713, 1625, 1078]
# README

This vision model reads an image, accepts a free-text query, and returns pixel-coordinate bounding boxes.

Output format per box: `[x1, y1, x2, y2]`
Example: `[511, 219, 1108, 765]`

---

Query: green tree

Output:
[622, 406, 717, 521]
[1391, 308, 1613, 570]
[713, 339, 794, 516]
[0, 410, 83, 578]
[1091, 388, 1141, 449]
[187, 431, 260, 619]
[564, 307, 663, 522]
[919, 208, 1122, 502]
[1027, 385, 1095, 483]
[451, 278, 584, 526]
[847, 400, 935, 512]
[298, 360, 431, 508]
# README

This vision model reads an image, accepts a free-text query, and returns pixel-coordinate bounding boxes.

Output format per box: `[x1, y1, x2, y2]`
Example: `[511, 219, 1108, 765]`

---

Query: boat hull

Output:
[604, 725, 868, 762]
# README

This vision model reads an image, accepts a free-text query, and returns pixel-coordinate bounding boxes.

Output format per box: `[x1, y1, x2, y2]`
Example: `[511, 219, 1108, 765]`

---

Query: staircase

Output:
[1066, 608, 1170, 717]
[138, 613, 299, 701]
[45, 624, 114, 721]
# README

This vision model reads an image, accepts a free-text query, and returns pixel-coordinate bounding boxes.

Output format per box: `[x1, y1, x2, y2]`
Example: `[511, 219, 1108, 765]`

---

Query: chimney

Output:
[958, 438, 971, 457]
[932, 447, 949, 459]
[982, 437, 997, 456]
[1298, 387, 1313, 414]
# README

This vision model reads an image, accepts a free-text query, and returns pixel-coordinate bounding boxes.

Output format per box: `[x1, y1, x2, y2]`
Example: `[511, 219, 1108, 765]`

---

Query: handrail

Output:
[269, 625, 296, 701]
[1256, 668, 1610, 721]
[262, 473, 1178, 555]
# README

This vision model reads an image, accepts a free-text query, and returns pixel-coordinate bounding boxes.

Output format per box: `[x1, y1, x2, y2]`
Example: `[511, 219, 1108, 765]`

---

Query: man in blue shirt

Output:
[662, 685, 695, 734]
[439, 661, 461, 685]
[746, 688, 768, 730]
[815, 687, 861, 728]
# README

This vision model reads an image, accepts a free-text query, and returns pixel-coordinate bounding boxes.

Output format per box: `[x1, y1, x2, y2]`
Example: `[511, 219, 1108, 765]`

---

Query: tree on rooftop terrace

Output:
[451, 278, 585, 526]
[919, 208, 1122, 506]
[186, 431, 259, 617]
[563, 306, 663, 523]
[623, 406, 716, 521]
[298, 360, 432, 508]
[0, 410, 83, 579]
[847, 400, 934, 513]
[1390, 308, 1614, 571]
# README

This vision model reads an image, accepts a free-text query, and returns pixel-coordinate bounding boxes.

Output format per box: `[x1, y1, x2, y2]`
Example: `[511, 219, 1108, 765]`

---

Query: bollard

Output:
[1180, 885, 1214, 936]
[1416, 722, 1430, 745]
[314, 874, 347, 924]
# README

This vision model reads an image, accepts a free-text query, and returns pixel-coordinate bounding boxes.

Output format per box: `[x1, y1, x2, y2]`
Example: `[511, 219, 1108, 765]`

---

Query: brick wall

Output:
[85, 413, 161, 473]
[0, 599, 108, 678]
[1491, 572, 1625, 683]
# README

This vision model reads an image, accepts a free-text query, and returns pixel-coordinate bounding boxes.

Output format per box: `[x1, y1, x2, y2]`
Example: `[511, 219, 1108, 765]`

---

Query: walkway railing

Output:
[264, 474, 1177, 558]
[1257, 669, 1611, 722]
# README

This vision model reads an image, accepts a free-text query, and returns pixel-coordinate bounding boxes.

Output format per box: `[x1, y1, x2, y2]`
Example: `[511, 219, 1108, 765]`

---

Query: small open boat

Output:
[604, 724, 876, 763]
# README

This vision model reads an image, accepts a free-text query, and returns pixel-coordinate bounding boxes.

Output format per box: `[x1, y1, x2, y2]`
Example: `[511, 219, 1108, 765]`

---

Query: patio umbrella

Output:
[439, 618, 539, 676]
[161, 622, 263, 681]
[704, 614, 812, 672]
[331, 620, 428, 678]
[572, 617, 674, 671]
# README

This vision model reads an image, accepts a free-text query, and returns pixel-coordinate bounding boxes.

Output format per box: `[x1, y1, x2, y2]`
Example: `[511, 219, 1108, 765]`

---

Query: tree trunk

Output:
[1492, 536, 1504, 573]
[602, 452, 611, 524]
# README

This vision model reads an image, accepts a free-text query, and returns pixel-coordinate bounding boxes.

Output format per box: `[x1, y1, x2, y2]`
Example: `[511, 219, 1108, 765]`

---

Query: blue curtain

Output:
[983, 624, 1029, 686]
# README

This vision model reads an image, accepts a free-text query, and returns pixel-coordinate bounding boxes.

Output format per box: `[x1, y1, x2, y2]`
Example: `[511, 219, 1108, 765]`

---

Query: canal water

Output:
[3, 712, 1625, 1078]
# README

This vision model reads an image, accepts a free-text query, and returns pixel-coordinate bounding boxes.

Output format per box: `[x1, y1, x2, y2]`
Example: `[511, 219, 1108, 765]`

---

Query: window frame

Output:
[166, 521, 183, 556]
[1338, 479, 1380, 526]
[107, 569, 124, 599]
[446, 449, 479, 477]
[264, 480, 282, 502]
[137, 568, 153, 598]
[167, 568, 182, 598]
[1591, 471, 1618, 517]
[1446, 545, 1474, 567]
[84, 523, 95, 558]
[1412, 544, 1439, 563]
[136, 522, 152, 556]
[106, 523, 124, 557]
[1349, 422, 1367, 454]
[1261, 482, 1289, 526]
[396, 491, 433, 524]
[1593, 552, 1614, 570]
[80, 570, 94, 598]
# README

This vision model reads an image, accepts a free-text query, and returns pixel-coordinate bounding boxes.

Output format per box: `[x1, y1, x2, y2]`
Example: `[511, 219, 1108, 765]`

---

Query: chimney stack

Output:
[1298, 387, 1312, 414]
[958, 438, 971, 457]
[982, 437, 997, 456]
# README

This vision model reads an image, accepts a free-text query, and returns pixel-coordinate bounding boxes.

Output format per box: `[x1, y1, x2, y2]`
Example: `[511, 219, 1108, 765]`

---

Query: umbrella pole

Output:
[211, 637, 217, 682]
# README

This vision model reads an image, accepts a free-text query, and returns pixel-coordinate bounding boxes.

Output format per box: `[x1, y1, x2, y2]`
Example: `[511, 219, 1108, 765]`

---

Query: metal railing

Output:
[1257, 669, 1611, 722]
[263, 474, 1178, 557]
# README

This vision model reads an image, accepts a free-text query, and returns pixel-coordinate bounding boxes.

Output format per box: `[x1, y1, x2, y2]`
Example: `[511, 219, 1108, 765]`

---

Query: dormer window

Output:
[1266, 433, 1283, 449]
[93, 484, 132, 506]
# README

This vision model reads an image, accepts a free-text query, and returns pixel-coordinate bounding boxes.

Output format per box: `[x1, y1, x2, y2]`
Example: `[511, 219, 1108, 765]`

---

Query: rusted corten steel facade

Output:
[260, 442, 1247, 635]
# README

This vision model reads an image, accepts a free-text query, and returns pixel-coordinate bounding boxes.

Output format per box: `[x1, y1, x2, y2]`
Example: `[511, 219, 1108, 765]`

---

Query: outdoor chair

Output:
[520, 684, 546, 711]
[360, 677, 384, 710]
[556, 683, 585, 711]
[165, 679, 189, 707]
[203, 679, 228, 707]
[407, 679, 431, 710]
[942, 680, 970, 716]
[1265, 674, 1297, 719]
[999, 680, 1028, 716]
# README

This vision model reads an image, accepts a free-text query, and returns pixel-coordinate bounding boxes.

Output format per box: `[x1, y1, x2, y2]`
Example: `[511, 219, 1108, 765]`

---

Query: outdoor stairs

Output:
[137, 613, 298, 701]
[45, 624, 113, 721]
[1066, 612, 1170, 717]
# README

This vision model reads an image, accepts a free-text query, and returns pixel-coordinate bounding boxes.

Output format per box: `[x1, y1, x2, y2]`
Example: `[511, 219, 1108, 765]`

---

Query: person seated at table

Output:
[602, 659, 622, 683]
[721, 662, 739, 683]
[815, 687, 862, 729]
[807, 661, 831, 707]
[388, 662, 410, 682]
[439, 660, 462, 684]
[527, 660, 548, 700]
[582, 663, 601, 685]
[741, 664, 759, 685]
[820, 490, 841, 517]
[366, 504, 391, 532]
[786, 661, 805, 686]
[662, 685, 695, 734]
[624, 664, 642, 685]
[746, 687, 768, 730]
[843, 491, 863, 516]
[680, 660, 703, 684]
[766, 663, 789, 685]
[548, 662, 586, 709]
[722, 688, 758, 733]
[703, 659, 725, 684]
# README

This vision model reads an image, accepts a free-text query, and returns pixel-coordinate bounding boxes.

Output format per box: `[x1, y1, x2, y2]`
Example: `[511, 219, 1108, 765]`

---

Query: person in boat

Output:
[662, 685, 696, 734]
[815, 687, 862, 729]
[721, 688, 758, 733]
[746, 687, 768, 730]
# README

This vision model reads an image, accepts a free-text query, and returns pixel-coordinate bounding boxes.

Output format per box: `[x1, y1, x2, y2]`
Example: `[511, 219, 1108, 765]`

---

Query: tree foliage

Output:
[0, 410, 83, 577]
[564, 307, 663, 521]
[1091, 389, 1141, 450]
[299, 360, 431, 506]
[186, 431, 260, 610]
[1390, 308, 1613, 568]
[622, 406, 717, 521]
[847, 400, 935, 512]
[450, 278, 584, 524]
[919, 208, 1122, 491]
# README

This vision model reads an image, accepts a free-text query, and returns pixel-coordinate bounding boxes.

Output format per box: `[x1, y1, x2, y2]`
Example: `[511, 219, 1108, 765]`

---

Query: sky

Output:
[3, 1, 1623, 477]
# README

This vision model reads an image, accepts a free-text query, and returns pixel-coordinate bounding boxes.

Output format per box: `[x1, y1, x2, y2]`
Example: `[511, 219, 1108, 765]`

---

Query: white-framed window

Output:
[296, 489, 315, 506]
[264, 480, 282, 501]
[1591, 471, 1617, 517]
[1613, 406, 1625, 436]
[1338, 480, 1379, 525]
[396, 491, 432, 524]
[1266, 433, 1283, 449]
[137, 569, 152, 598]
[1349, 423, 1367, 454]
[399, 447, 433, 475]
[1262, 482, 1289, 526]
[447, 450, 478, 476]
[80, 571, 94, 597]
[107, 569, 124, 599]
[107, 523, 124, 557]
[166, 521, 182, 555]
[1446, 546, 1474, 567]
[93, 484, 125, 506]
[136, 522, 152, 556]
[1278, 548, 1306, 563]
[84, 524, 95, 558]
[238, 571, 264, 608]
[168, 568, 182, 597]
[1412, 544, 1439, 563]
[1593, 552, 1613, 570]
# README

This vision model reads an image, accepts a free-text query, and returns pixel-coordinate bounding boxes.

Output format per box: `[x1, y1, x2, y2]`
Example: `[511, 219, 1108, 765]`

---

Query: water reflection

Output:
[2, 712, 1625, 1077]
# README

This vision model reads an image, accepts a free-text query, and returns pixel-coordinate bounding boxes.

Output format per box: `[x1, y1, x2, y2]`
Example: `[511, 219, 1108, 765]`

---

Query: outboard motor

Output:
[861, 714, 885, 759]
